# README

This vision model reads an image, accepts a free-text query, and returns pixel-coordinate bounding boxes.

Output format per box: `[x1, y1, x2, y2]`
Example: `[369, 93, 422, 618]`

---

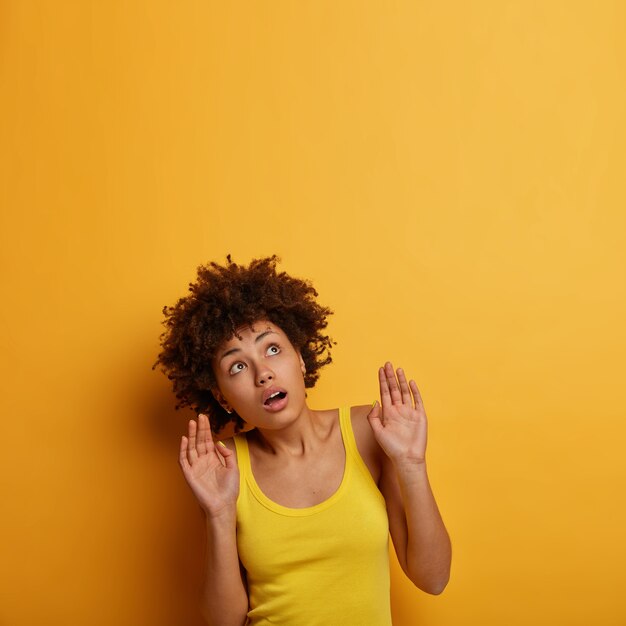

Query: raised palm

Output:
[179, 413, 239, 518]
[368, 361, 428, 464]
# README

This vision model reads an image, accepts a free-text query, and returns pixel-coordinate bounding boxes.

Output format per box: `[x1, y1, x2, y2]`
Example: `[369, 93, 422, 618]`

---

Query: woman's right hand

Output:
[179, 413, 239, 519]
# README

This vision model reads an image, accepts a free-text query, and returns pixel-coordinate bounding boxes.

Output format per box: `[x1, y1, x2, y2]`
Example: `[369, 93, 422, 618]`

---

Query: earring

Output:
[225, 407, 232, 414]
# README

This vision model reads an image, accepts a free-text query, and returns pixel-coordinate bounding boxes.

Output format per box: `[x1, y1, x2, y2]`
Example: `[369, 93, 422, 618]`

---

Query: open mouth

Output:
[264, 391, 287, 406]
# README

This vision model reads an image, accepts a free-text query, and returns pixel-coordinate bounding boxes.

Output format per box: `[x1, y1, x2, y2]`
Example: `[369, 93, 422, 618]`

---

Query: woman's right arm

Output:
[180, 414, 249, 626]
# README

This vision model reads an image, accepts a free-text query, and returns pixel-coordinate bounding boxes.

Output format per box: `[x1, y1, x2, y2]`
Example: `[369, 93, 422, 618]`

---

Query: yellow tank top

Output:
[233, 406, 392, 626]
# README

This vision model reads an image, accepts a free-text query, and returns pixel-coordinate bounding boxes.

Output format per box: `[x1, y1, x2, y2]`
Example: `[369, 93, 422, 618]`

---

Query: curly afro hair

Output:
[153, 255, 335, 434]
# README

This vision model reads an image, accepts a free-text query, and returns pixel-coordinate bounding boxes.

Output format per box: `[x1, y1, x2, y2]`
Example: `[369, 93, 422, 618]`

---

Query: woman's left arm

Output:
[369, 362, 452, 595]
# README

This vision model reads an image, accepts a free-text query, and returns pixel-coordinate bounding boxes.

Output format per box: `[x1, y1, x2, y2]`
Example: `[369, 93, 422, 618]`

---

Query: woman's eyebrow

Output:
[219, 347, 240, 361]
[218, 330, 277, 362]
[254, 329, 277, 343]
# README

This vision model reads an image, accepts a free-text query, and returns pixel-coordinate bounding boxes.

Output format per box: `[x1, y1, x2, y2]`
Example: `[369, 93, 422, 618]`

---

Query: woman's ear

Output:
[298, 352, 306, 376]
[211, 388, 232, 414]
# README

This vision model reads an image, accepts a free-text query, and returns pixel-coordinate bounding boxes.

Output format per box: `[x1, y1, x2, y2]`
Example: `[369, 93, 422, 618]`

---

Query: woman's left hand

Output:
[367, 361, 428, 466]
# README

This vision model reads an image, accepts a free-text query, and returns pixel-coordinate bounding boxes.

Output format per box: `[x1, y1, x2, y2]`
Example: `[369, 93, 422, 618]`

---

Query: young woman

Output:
[155, 255, 451, 626]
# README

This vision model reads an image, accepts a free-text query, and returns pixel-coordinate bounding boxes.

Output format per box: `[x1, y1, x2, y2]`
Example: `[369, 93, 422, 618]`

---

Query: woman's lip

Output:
[262, 393, 288, 412]
[262, 386, 287, 403]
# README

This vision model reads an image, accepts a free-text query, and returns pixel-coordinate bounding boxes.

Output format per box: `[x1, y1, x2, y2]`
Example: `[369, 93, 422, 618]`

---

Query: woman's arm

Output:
[369, 363, 452, 594]
[200, 509, 249, 626]
[180, 415, 249, 625]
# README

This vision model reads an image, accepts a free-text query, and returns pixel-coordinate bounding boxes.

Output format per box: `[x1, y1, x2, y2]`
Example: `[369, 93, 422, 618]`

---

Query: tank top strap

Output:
[339, 406, 359, 456]
[233, 432, 251, 489]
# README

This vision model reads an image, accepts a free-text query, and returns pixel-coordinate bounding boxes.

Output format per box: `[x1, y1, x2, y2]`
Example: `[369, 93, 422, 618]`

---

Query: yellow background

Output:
[1, 2, 625, 625]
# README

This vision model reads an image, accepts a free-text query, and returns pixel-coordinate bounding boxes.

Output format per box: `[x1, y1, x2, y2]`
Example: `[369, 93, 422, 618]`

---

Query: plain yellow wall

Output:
[1, 2, 625, 625]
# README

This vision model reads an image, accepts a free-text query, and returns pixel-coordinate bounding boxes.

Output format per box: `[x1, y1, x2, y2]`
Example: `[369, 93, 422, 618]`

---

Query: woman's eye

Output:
[266, 344, 280, 356]
[229, 362, 246, 375]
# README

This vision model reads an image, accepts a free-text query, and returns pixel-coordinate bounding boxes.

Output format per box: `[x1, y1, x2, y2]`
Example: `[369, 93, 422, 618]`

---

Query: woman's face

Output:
[211, 320, 307, 430]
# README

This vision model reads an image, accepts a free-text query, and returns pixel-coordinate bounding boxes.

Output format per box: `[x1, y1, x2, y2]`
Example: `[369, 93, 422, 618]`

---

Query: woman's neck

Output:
[250, 406, 334, 457]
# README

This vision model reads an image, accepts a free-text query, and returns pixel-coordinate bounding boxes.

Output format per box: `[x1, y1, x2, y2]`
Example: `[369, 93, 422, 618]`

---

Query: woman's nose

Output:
[257, 366, 274, 385]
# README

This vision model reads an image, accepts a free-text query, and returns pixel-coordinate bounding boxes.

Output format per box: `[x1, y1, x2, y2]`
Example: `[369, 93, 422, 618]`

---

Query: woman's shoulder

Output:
[219, 436, 237, 452]
[349, 403, 373, 418]
[348, 403, 377, 443]
[316, 405, 372, 438]
[349, 404, 384, 484]
[213, 428, 251, 461]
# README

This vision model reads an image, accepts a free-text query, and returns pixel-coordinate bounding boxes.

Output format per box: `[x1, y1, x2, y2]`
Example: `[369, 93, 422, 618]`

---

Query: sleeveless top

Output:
[233, 406, 392, 626]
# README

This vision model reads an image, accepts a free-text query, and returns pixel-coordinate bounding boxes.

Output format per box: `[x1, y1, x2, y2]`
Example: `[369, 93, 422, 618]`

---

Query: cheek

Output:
[214, 376, 241, 404]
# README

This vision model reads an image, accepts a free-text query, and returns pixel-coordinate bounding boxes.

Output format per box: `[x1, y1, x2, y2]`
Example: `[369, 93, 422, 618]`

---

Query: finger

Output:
[409, 379, 425, 410]
[196, 413, 209, 456]
[367, 402, 384, 435]
[216, 442, 236, 470]
[385, 361, 402, 405]
[367, 401, 383, 423]
[179, 436, 191, 471]
[378, 367, 392, 408]
[187, 419, 199, 463]
[396, 367, 412, 405]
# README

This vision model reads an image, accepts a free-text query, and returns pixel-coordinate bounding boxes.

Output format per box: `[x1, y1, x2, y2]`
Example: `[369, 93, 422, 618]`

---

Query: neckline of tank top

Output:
[242, 406, 352, 517]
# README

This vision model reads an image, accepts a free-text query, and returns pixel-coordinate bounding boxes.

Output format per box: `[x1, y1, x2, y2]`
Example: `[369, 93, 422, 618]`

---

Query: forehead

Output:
[218, 320, 286, 351]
